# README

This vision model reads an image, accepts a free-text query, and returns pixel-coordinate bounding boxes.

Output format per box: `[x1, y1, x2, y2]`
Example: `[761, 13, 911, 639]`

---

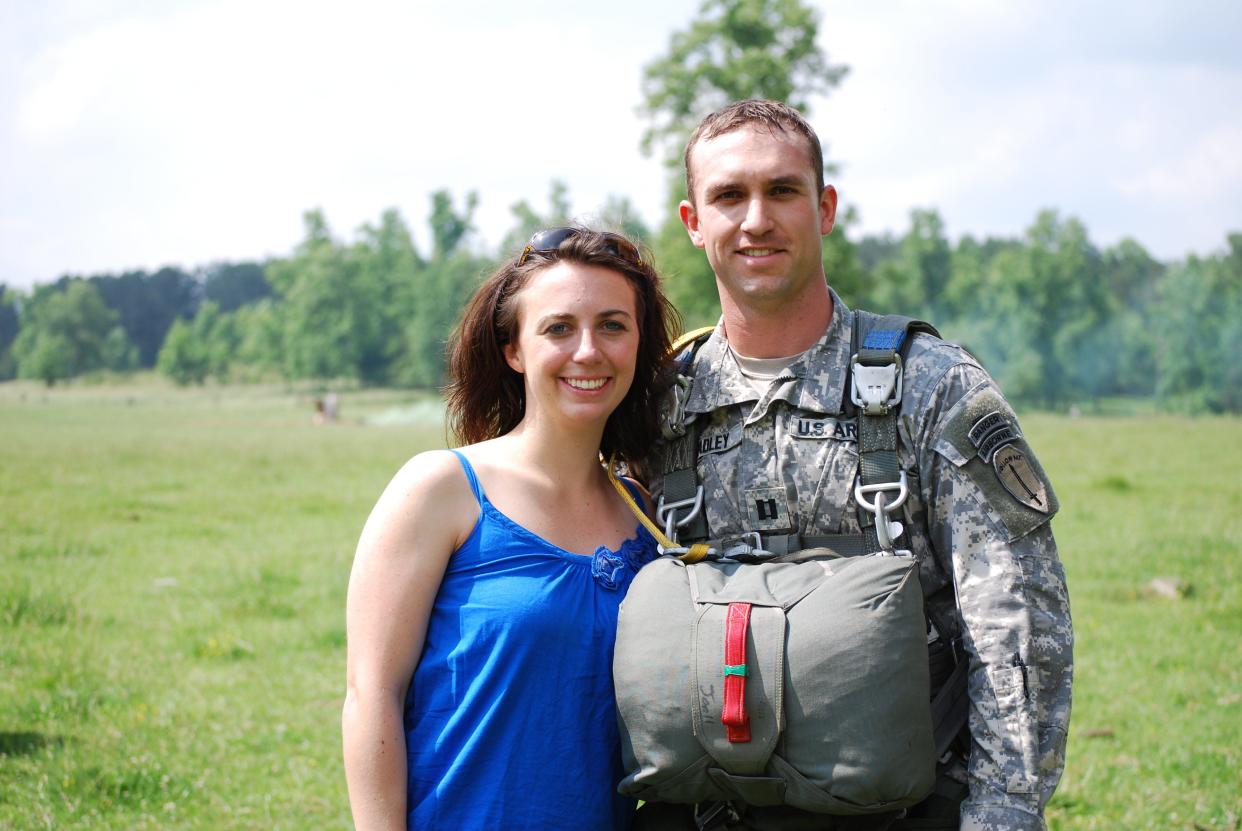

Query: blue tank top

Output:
[403, 450, 656, 830]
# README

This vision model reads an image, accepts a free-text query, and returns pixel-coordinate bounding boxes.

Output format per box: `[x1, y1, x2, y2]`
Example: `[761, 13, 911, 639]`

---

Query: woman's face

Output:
[503, 261, 640, 434]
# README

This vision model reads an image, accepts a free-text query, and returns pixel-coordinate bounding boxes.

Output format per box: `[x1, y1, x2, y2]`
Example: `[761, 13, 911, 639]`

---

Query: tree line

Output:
[2, 0, 1238, 412]
[1, 193, 1238, 413]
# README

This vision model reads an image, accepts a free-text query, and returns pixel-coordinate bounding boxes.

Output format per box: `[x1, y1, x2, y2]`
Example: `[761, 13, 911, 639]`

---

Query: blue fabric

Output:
[862, 328, 906, 351]
[404, 450, 656, 830]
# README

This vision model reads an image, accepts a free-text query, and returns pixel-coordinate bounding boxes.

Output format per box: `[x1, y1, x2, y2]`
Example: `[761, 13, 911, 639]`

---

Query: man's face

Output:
[680, 126, 837, 316]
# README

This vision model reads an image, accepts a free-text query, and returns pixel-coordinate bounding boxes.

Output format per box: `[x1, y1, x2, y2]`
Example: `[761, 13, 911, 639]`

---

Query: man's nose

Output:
[740, 197, 773, 235]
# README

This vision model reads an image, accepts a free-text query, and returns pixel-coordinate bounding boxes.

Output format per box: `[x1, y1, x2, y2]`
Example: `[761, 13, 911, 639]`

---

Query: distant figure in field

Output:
[342, 228, 678, 830]
[312, 393, 340, 425]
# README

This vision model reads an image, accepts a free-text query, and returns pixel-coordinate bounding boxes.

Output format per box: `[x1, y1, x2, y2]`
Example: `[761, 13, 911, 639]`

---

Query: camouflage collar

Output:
[685, 289, 854, 420]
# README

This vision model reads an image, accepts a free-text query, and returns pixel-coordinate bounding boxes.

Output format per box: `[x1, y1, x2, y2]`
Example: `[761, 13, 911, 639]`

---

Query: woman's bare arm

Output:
[342, 451, 475, 831]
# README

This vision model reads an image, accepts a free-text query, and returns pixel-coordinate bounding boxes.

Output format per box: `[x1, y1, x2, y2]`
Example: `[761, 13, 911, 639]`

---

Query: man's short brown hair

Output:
[683, 99, 825, 204]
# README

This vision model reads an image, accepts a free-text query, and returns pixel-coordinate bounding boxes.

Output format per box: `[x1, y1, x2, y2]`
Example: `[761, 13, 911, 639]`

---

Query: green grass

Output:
[1, 381, 1239, 829]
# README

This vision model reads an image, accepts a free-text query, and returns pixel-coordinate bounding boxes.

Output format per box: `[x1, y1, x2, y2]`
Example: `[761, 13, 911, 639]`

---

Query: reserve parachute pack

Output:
[609, 313, 967, 820]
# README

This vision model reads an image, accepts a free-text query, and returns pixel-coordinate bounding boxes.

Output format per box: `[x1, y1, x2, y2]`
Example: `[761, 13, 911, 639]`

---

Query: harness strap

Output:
[658, 331, 713, 544]
[701, 531, 870, 559]
[852, 313, 938, 554]
[930, 656, 970, 759]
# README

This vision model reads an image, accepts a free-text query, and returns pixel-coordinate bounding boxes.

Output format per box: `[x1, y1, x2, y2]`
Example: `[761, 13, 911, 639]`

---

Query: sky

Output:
[2, 0, 1241, 290]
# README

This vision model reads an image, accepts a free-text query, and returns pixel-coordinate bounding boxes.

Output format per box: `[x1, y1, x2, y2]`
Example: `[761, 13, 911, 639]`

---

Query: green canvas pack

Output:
[613, 550, 936, 815]
[612, 314, 954, 819]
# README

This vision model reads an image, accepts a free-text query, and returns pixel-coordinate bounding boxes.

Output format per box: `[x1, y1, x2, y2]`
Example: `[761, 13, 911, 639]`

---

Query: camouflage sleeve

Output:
[916, 362, 1074, 831]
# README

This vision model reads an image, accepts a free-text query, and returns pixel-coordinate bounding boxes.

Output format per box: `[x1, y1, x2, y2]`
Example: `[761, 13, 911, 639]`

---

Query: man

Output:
[641, 100, 1072, 831]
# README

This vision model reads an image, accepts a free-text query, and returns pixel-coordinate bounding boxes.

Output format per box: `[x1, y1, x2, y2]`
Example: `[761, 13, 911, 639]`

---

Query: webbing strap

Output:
[702, 531, 870, 559]
[721, 602, 752, 743]
[852, 313, 938, 554]
[659, 332, 712, 544]
[930, 655, 969, 758]
[855, 315, 904, 554]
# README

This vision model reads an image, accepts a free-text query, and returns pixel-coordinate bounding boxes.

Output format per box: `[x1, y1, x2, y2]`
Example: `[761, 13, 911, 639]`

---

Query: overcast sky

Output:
[2, 0, 1240, 289]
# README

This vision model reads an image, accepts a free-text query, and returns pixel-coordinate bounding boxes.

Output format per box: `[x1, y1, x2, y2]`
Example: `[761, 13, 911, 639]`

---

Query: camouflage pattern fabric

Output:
[647, 291, 1073, 831]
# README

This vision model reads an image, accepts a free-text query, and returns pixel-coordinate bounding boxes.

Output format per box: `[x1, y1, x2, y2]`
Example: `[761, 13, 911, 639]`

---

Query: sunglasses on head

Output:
[517, 227, 642, 267]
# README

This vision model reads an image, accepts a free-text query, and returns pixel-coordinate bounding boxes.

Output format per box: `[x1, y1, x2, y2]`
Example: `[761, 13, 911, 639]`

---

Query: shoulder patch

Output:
[932, 383, 1059, 540]
[991, 445, 1051, 514]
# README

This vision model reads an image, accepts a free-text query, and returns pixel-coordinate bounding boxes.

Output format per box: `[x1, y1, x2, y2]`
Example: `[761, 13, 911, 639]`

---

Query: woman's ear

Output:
[503, 341, 523, 374]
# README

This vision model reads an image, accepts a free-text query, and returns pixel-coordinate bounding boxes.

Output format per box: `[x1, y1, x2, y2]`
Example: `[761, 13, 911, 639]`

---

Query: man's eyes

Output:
[711, 185, 798, 201]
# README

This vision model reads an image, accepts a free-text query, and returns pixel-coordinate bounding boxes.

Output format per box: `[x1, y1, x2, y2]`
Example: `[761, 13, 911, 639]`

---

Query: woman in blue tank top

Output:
[343, 228, 679, 830]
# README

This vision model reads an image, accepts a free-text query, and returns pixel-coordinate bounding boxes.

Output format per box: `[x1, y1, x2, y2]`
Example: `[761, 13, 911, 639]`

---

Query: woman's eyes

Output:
[543, 319, 627, 336]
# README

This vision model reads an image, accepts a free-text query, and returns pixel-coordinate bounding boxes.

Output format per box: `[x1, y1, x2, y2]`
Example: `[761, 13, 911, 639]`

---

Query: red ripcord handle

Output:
[721, 602, 752, 743]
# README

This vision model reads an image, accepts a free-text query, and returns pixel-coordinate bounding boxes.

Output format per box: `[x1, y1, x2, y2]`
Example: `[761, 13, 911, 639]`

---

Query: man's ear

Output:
[679, 200, 706, 250]
[819, 185, 839, 236]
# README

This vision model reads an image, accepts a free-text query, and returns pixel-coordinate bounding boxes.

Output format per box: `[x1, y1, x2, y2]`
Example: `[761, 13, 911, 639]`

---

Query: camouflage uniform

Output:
[647, 292, 1073, 831]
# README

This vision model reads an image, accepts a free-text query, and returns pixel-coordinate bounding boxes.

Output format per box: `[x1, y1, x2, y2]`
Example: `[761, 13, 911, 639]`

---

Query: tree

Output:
[638, 0, 848, 168]
[156, 318, 209, 385]
[100, 326, 139, 371]
[1153, 233, 1242, 412]
[956, 211, 1112, 408]
[0, 286, 19, 380]
[232, 300, 284, 378]
[820, 205, 867, 309]
[639, 0, 848, 327]
[89, 267, 200, 367]
[352, 208, 423, 383]
[500, 182, 572, 256]
[394, 193, 489, 389]
[597, 195, 652, 244]
[11, 281, 127, 384]
[202, 261, 272, 312]
[268, 210, 382, 382]
[429, 191, 479, 260]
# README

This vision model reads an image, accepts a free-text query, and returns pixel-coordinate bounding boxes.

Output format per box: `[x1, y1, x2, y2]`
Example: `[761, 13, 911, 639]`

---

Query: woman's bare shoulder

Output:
[365, 449, 479, 550]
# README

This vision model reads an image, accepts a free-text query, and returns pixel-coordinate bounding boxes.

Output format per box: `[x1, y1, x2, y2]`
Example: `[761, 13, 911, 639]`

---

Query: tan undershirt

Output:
[729, 345, 808, 396]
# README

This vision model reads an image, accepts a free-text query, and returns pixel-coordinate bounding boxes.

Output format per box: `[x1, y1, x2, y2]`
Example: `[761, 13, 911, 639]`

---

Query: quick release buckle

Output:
[850, 353, 903, 415]
[695, 801, 740, 831]
[719, 531, 766, 560]
[855, 471, 909, 552]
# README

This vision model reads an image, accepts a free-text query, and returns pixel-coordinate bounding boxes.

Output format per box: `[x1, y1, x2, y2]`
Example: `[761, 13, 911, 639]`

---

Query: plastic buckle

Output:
[850, 353, 903, 415]
[855, 472, 909, 551]
[660, 374, 693, 440]
[695, 801, 740, 831]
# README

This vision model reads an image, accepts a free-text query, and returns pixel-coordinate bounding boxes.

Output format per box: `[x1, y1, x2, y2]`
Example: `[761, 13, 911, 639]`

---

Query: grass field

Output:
[1, 379, 1239, 830]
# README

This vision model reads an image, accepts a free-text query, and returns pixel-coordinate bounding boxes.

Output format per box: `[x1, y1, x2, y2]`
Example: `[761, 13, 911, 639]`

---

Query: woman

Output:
[343, 228, 678, 830]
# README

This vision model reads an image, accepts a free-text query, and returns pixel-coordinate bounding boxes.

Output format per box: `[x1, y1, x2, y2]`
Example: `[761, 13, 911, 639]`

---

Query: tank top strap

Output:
[448, 449, 486, 506]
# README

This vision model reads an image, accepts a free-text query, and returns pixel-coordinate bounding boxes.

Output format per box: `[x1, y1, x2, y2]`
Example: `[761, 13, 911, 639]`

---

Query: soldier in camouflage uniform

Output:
[638, 100, 1072, 831]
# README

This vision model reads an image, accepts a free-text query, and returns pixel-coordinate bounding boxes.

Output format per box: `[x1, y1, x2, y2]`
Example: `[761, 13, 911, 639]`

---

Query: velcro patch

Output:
[932, 383, 1059, 541]
[697, 422, 741, 456]
[789, 415, 857, 442]
[968, 410, 1021, 463]
[992, 445, 1051, 514]
[744, 487, 791, 531]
